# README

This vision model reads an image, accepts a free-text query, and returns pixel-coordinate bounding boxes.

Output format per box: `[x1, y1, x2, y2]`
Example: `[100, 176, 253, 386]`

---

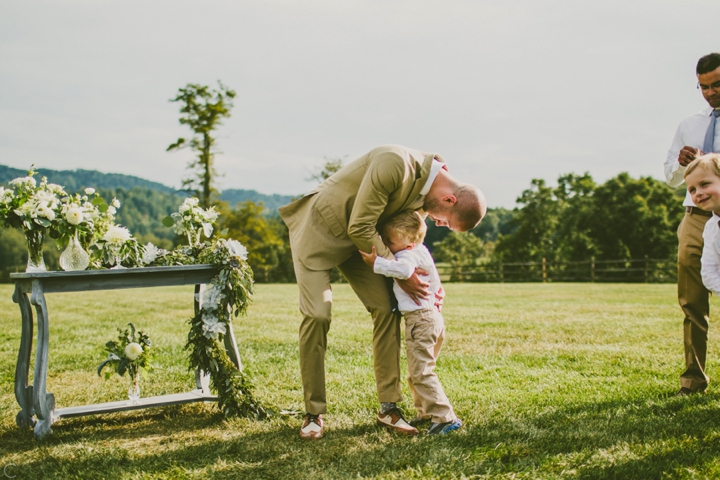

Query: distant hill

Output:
[221, 189, 295, 213]
[0, 165, 176, 194]
[0, 164, 295, 214]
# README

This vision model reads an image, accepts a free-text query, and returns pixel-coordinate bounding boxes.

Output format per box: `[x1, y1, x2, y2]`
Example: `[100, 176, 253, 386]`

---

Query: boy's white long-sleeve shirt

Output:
[373, 244, 441, 313]
[702, 214, 720, 295]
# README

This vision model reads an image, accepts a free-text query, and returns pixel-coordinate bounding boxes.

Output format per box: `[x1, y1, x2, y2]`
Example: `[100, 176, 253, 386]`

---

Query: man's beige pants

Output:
[677, 210, 711, 391]
[404, 308, 455, 424]
[293, 251, 402, 415]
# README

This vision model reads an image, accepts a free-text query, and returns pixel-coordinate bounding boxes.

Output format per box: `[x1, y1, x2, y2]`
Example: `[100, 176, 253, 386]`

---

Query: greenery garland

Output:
[150, 213, 268, 418]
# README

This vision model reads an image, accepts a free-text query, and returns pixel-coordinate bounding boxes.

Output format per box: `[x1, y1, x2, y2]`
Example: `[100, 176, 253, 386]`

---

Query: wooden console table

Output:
[11, 265, 242, 440]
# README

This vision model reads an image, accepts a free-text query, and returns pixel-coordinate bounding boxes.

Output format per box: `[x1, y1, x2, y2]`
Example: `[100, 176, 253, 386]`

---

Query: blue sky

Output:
[1, 0, 718, 207]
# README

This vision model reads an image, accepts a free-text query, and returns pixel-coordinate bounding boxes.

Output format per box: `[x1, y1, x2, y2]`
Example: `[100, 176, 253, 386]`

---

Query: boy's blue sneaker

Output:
[426, 418, 462, 435]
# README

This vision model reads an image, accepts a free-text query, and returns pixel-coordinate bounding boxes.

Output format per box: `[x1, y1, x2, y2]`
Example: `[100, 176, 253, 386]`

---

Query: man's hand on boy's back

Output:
[396, 271, 430, 305]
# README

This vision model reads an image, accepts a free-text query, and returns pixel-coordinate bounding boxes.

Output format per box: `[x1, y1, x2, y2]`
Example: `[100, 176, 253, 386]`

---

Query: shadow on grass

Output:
[2, 393, 719, 478]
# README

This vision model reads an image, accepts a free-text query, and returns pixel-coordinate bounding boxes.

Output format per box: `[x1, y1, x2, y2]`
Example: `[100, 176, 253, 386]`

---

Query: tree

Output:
[308, 156, 346, 183]
[589, 173, 683, 260]
[219, 200, 287, 283]
[167, 81, 236, 208]
[432, 231, 484, 282]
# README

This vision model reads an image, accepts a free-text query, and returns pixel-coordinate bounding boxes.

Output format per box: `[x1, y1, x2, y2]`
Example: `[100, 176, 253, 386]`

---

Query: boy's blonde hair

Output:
[684, 153, 720, 179]
[381, 210, 427, 245]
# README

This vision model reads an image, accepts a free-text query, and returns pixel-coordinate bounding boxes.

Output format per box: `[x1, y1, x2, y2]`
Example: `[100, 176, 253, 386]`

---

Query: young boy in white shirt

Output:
[684, 154, 720, 295]
[359, 210, 461, 435]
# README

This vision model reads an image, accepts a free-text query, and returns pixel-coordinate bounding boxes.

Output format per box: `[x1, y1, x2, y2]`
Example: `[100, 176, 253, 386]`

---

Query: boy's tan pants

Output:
[404, 308, 455, 424]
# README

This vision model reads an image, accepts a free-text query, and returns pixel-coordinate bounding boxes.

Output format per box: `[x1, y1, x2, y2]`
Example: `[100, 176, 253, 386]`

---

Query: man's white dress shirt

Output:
[665, 107, 720, 207]
[373, 244, 441, 314]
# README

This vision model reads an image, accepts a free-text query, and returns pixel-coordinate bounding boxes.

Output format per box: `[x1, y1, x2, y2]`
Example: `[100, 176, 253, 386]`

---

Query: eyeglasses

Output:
[698, 81, 720, 92]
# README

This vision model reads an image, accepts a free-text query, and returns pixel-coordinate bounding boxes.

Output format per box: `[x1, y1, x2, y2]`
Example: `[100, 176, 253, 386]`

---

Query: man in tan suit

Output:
[279, 144, 486, 439]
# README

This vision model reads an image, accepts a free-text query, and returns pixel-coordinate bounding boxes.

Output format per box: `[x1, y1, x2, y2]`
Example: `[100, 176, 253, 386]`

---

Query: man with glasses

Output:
[665, 52, 720, 395]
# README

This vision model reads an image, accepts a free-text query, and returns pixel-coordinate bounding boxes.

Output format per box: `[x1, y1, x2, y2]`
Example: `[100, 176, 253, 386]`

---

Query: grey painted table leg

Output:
[12, 284, 36, 429]
[30, 280, 56, 440]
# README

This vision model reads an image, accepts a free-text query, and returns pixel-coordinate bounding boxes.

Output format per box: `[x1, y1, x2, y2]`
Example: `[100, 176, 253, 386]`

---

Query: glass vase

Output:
[128, 377, 141, 405]
[24, 230, 46, 273]
[59, 232, 90, 271]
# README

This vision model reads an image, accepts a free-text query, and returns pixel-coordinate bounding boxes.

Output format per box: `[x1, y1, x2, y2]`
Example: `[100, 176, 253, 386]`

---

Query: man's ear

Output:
[407, 243, 416, 250]
[442, 194, 457, 206]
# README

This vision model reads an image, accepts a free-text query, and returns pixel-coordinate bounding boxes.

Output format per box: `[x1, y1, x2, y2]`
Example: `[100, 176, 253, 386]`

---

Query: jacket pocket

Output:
[316, 201, 345, 237]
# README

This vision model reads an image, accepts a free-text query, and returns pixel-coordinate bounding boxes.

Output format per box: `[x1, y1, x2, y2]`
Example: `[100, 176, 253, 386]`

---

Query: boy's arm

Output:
[373, 251, 418, 280]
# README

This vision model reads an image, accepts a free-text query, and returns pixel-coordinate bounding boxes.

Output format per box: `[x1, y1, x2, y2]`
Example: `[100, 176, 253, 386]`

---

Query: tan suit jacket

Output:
[279, 144, 441, 270]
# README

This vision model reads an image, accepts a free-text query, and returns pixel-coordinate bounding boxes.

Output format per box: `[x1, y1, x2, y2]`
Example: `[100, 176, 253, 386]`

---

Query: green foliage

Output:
[97, 323, 153, 381]
[432, 231, 484, 282]
[493, 172, 684, 264]
[219, 200, 293, 282]
[168, 81, 236, 208]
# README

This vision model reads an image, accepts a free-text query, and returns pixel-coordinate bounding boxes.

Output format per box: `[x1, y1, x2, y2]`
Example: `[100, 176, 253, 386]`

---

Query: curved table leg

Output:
[12, 284, 36, 429]
[30, 280, 56, 439]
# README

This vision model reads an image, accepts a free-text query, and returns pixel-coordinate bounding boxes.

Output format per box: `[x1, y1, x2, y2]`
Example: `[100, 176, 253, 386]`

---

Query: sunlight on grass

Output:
[1, 283, 719, 479]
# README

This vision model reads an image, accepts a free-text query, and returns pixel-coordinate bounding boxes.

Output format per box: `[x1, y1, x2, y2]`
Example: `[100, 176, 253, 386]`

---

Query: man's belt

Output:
[686, 206, 713, 217]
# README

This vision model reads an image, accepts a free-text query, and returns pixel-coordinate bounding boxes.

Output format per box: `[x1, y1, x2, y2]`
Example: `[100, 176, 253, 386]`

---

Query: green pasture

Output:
[1, 283, 719, 479]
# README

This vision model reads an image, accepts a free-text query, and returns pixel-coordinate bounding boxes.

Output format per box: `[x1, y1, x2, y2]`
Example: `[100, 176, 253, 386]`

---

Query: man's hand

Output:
[435, 285, 445, 311]
[396, 268, 430, 305]
[359, 246, 378, 267]
[678, 146, 703, 166]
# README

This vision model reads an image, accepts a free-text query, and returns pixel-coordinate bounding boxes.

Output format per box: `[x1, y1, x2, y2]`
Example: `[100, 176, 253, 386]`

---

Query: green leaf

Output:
[162, 216, 175, 228]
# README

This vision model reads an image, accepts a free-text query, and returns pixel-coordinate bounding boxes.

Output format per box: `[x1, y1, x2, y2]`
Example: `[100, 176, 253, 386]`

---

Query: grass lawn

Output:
[1, 282, 719, 479]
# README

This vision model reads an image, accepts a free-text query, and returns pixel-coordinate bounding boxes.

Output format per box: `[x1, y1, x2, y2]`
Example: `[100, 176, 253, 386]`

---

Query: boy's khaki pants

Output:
[404, 308, 455, 424]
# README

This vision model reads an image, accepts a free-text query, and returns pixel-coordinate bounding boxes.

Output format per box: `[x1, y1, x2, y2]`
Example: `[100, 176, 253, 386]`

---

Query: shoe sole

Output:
[376, 419, 419, 436]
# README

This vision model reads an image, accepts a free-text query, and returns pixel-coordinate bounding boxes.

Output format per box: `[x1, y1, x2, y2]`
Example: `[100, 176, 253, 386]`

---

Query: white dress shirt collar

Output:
[420, 159, 446, 196]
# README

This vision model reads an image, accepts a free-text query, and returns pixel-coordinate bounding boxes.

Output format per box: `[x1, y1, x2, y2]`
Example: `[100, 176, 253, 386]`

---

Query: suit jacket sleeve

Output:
[347, 154, 407, 260]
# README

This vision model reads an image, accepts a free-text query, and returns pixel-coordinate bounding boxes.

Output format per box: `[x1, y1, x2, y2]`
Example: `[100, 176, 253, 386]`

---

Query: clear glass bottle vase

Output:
[59, 232, 90, 271]
[128, 376, 141, 405]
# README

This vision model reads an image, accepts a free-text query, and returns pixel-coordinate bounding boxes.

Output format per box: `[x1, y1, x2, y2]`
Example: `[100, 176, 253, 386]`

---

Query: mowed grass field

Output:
[1, 282, 720, 479]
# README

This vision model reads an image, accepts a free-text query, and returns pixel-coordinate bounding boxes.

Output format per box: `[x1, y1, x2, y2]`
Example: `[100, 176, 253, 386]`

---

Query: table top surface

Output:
[10, 264, 217, 280]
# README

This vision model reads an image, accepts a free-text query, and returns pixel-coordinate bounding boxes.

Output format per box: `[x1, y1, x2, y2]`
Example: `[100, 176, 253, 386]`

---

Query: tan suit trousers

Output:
[404, 308, 455, 424]
[677, 210, 711, 391]
[293, 251, 402, 414]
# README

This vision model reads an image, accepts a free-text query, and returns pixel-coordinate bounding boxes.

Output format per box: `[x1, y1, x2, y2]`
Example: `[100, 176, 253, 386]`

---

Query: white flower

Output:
[84, 187, 95, 195]
[36, 204, 55, 221]
[14, 201, 35, 217]
[201, 285, 225, 310]
[202, 222, 213, 238]
[107, 206, 117, 215]
[124, 342, 143, 360]
[103, 225, 131, 245]
[111, 198, 120, 208]
[66, 205, 84, 225]
[201, 313, 227, 339]
[10, 176, 36, 188]
[226, 239, 248, 260]
[142, 242, 160, 265]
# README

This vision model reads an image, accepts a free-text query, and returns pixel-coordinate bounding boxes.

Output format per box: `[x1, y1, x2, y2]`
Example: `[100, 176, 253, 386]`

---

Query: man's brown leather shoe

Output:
[300, 413, 323, 439]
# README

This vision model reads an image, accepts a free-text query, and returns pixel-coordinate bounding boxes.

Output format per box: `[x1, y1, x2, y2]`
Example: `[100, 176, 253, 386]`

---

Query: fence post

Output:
[644, 255, 649, 283]
[542, 257, 546, 283]
[499, 262, 504, 283]
[591, 256, 595, 283]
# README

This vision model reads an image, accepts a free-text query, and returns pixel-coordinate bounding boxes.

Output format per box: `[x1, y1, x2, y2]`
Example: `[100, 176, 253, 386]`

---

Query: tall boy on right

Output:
[664, 52, 720, 395]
